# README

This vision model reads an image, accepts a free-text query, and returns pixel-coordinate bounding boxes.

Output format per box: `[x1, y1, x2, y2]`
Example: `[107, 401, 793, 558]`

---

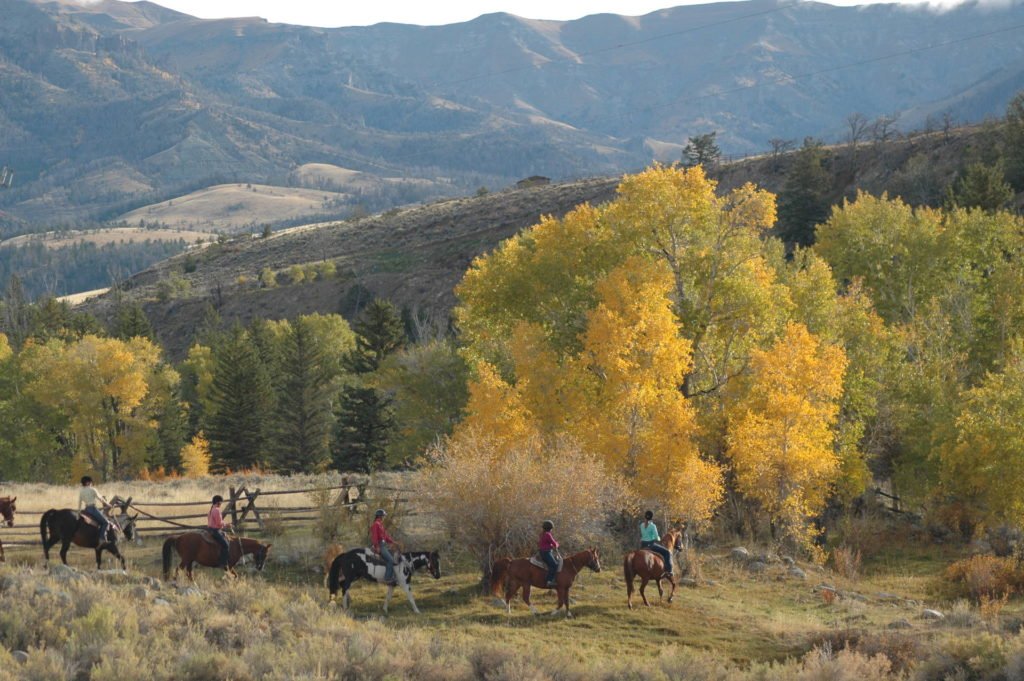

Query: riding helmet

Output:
[644, 510, 654, 520]
[542, 520, 554, 531]
[212, 495, 224, 504]
[375, 509, 387, 518]
[81, 476, 92, 485]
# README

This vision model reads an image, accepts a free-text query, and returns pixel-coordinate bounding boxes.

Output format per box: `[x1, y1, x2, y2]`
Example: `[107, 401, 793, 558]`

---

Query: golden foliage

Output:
[726, 322, 847, 545]
[21, 335, 172, 480]
[180, 431, 211, 478]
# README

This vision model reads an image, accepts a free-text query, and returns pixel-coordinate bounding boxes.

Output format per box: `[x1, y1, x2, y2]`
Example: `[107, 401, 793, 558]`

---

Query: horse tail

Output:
[39, 510, 53, 546]
[624, 552, 635, 596]
[162, 536, 177, 580]
[490, 558, 510, 597]
[327, 552, 345, 597]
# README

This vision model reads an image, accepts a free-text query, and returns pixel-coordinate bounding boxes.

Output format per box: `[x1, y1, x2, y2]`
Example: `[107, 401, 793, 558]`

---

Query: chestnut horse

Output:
[490, 548, 601, 618]
[162, 531, 271, 582]
[624, 527, 685, 609]
[0, 496, 15, 562]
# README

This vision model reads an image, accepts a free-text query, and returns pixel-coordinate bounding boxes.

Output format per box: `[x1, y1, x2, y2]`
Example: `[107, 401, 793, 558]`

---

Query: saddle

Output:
[529, 551, 563, 572]
[194, 529, 223, 545]
[79, 512, 120, 541]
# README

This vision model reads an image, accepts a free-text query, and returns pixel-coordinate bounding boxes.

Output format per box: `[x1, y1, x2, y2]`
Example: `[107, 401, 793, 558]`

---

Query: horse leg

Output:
[59, 539, 71, 565]
[95, 546, 103, 570]
[504, 580, 518, 614]
[656, 577, 664, 600]
[383, 584, 394, 614]
[639, 577, 651, 607]
[399, 581, 420, 614]
[522, 583, 540, 616]
[626, 571, 635, 609]
[554, 586, 572, 618]
[666, 575, 676, 604]
[341, 577, 353, 610]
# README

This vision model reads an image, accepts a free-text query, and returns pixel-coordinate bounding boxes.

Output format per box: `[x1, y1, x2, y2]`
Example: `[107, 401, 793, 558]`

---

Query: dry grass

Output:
[4, 475, 1024, 679]
[117, 184, 345, 232]
[0, 228, 210, 250]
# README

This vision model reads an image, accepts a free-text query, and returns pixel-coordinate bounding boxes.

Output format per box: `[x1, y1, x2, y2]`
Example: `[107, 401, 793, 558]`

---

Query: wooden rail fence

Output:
[0, 479, 413, 555]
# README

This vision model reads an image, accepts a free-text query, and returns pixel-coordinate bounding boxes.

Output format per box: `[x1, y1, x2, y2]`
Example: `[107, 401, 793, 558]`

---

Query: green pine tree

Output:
[206, 325, 275, 472]
[348, 298, 407, 373]
[1005, 92, 1024, 192]
[274, 318, 334, 473]
[945, 162, 1014, 212]
[113, 302, 154, 340]
[682, 132, 721, 167]
[777, 139, 833, 247]
[332, 385, 394, 473]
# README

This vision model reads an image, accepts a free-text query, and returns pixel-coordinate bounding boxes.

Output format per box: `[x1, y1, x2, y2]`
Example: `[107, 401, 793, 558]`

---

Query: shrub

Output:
[945, 555, 1024, 601]
[260, 267, 277, 288]
[419, 430, 626, 577]
[316, 261, 337, 280]
[832, 545, 863, 580]
[288, 265, 306, 284]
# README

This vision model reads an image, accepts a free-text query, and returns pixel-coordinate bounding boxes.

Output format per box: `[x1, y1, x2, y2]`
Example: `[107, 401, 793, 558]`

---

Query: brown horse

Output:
[162, 531, 271, 582]
[624, 527, 685, 609]
[0, 497, 14, 562]
[490, 548, 601, 618]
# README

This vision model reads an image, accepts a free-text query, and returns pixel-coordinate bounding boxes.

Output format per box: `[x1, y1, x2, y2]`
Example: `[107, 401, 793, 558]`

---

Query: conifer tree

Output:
[206, 325, 274, 472]
[332, 385, 394, 473]
[348, 298, 406, 373]
[777, 139, 832, 247]
[682, 132, 721, 167]
[944, 162, 1013, 212]
[113, 301, 154, 340]
[274, 318, 334, 473]
[1005, 92, 1024, 191]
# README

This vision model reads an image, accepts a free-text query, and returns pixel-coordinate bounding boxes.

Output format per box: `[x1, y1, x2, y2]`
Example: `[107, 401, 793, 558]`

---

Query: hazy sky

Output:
[121, 0, 965, 27]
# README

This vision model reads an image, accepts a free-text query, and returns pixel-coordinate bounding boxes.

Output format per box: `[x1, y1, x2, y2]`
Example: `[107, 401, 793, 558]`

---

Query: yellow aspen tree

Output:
[726, 322, 847, 548]
[455, 361, 536, 449]
[22, 335, 165, 480]
[180, 431, 212, 478]
[941, 342, 1024, 526]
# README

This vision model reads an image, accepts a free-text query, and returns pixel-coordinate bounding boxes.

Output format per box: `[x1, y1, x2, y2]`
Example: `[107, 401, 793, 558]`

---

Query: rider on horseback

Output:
[207, 495, 233, 571]
[640, 510, 672, 576]
[539, 520, 559, 588]
[370, 509, 398, 586]
[78, 476, 112, 545]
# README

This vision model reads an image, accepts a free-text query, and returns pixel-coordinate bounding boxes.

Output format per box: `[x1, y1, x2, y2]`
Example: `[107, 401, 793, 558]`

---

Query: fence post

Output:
[228, 487, 242, 527]
[239, 488, 263, 531]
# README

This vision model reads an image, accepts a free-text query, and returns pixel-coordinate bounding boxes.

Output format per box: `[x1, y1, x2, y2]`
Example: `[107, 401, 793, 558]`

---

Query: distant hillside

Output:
[79, 124, 1016, 359]
[2, 0, 1023, 227]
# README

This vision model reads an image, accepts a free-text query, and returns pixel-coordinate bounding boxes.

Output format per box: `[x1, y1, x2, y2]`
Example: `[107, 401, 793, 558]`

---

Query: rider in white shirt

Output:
[78, 476, 111, 545]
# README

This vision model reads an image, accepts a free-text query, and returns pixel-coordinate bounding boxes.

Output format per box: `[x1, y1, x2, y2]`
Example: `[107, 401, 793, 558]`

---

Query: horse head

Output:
[254, 543, 272, 571]
[428, 551, 441, 580]
[586, 547, 602, 573]
[0, 497, 15, 527]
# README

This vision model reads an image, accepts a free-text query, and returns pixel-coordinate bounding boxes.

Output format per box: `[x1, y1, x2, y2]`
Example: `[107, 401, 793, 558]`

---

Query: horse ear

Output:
[10, 497, 14, 503]
[132, 513, 139, 521]
[264, 543, 273, 551]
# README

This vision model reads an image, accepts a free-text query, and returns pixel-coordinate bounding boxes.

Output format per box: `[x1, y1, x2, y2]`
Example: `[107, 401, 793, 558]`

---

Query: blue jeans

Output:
[208, 528, 230, 567]
[642, 540, 673, 574]
[83, 507, 110, 544]
[379, 544, 395, 582]
[540, 549, 558, 584]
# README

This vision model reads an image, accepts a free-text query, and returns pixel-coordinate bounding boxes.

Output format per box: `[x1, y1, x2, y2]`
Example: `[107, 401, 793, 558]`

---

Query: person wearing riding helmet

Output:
[207, 495, 233, 571]
[640, 510, 672, 576]
[78, 476, 112, 546]
[370, 509, 397, 586]
[539, 520, 559, 588]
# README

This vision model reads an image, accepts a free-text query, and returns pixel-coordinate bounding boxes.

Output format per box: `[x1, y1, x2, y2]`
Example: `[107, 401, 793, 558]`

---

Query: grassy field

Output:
[2, 477, 1024, 680]
[0, 228, 210, 250]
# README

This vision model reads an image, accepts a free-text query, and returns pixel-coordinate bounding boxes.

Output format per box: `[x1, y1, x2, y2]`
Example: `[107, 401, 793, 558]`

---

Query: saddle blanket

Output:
[528, 551, 563, 572]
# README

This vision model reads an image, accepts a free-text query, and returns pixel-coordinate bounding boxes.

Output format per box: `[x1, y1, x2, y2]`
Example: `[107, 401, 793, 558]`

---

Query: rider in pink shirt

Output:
[538, 520, 559, 588]
[207, 495, 232, 570]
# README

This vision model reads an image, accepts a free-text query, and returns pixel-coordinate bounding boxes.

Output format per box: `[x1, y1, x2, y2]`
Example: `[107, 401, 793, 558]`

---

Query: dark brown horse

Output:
[490, 548, 601, 618]
[624, 527, 685, 609]
[162, 531, 271, 582]
[40, 508, 137, 570]
[0, 496, 15, 562]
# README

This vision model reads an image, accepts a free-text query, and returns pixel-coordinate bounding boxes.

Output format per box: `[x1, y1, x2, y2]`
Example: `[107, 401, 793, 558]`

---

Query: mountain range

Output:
[1, 0, 1023, 226]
